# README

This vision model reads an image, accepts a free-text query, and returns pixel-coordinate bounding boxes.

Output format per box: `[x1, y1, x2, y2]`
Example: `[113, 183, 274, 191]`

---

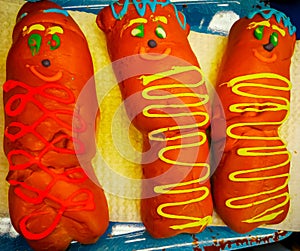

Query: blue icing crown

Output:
[247, 7, 296, 36]
[110, 0, 186, 30]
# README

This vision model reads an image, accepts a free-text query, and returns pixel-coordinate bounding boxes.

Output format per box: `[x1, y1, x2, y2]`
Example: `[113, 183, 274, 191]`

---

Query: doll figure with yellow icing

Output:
[4, 1, 109, 250]
[97, 0, 213, 238]
[211, 7, 296, 234]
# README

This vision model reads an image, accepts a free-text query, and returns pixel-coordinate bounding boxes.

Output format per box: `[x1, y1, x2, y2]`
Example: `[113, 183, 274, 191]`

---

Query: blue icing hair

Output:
[43, 8, 69, 17]
[18, 3, 69, 22]
[247, 7, 296, 36]
[20, 12, 28, 19]
[110, 0, 187, 30]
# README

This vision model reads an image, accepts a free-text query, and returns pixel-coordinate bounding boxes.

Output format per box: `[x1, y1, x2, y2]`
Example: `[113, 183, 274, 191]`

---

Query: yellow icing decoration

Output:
[141, 65, 212, 230]
[248, 20, 270, 30]
[247, 21, 286, 36]
[272, 24, 286, 37]
[46, 26, 64, 35]
[127, 17, 148, 27]
[23, 24, 45, 36]
[222, 72, 291, 223]
[121, 17, 148, 37]
[151, 15, 168, 24]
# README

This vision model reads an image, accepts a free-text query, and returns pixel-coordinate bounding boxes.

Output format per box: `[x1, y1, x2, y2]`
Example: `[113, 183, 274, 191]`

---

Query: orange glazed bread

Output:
[4, 1, 109, 250]
[212, 7, 296, 233]
[97, 0, 213, 238]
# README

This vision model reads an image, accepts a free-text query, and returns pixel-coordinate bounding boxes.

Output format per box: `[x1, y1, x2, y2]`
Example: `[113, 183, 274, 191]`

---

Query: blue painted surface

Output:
[50, 0, 299, 38]
[0, 0, 295, 250]
[44, 0, 262, 36]
[0, 221, 292, 251]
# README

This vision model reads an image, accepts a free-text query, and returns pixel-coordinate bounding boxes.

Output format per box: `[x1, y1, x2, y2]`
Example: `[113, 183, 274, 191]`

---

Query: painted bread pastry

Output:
[97, 0, 213, 238]
[212, 7, 296, 233]
[4, 1, 109, 250]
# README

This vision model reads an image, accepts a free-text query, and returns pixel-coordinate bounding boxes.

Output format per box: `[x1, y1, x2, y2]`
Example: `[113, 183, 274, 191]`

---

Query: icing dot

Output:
[148, 39, 157, 48]
[41, 59, 51, 68]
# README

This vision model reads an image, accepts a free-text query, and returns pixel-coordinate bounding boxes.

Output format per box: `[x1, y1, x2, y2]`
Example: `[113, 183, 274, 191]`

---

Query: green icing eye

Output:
[48, 34, 61, 50]
[254, 26, 264, 40]
[131, 24, 144, 38]
[28, 34, 42, 56]
[270, 32, 279, 47]
[155, 25, 166, 39]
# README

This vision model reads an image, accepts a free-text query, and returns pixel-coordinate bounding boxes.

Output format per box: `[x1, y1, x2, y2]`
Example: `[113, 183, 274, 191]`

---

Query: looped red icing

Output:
[3, 80, 94, 240]
[19, 188, 95, 240]
[4, 81, 86, 140]
[3, 81, 75, 103]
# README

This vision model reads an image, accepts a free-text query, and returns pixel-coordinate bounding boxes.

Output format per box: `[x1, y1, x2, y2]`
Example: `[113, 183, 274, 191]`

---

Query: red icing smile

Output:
[26, 64, 63, 82]
[139, 47, 172, 60]
[253, 49, 277, 63]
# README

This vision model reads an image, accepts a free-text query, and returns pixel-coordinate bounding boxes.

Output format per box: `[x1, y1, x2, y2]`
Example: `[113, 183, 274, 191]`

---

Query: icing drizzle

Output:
[222, 73, 291, 223]
[247, 7, 296, 36]
[141, 65, 212, 230]
[111, 0, 187, 30]
[3, 80, 93, 240]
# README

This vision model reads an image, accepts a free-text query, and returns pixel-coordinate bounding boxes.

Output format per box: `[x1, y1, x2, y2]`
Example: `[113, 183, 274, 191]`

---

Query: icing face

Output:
[125, 15, 171, 60]
[218, 10, 296, 82]
[246, 16, 291, 63]
[97, 2, 196, 64]
[246, 8, 296, 65]
[23, 23, 64, 82]
[234, 14, 295, 64]
[7, 21, 91, 90]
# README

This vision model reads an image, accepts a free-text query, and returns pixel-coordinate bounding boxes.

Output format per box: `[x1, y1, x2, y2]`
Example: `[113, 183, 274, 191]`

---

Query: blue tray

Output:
[0, 220, 292, 251]
[1, 0, 296, 250]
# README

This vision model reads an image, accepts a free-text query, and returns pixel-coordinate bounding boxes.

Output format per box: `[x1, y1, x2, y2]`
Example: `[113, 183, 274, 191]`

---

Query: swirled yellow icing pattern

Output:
[222, 73, 291, 223]
[141, 65, 212, 230]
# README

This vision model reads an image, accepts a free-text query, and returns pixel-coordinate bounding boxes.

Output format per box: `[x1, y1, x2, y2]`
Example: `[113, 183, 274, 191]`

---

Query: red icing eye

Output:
[48, 34, 61, 50]
[50, 40, 57, 47]
[28, 34, 42, 56]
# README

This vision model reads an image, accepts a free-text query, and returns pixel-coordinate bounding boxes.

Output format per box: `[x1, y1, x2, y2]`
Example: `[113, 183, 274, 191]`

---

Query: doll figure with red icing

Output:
[4, 1, 109, 250]
[97, 0, 213, 239]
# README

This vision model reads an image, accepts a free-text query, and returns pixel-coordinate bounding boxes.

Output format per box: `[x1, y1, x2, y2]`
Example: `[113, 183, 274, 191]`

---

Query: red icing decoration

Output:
[3, 79, 94, 240]
[19, 188, 95, 240]
[50, 39, 57, 47]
